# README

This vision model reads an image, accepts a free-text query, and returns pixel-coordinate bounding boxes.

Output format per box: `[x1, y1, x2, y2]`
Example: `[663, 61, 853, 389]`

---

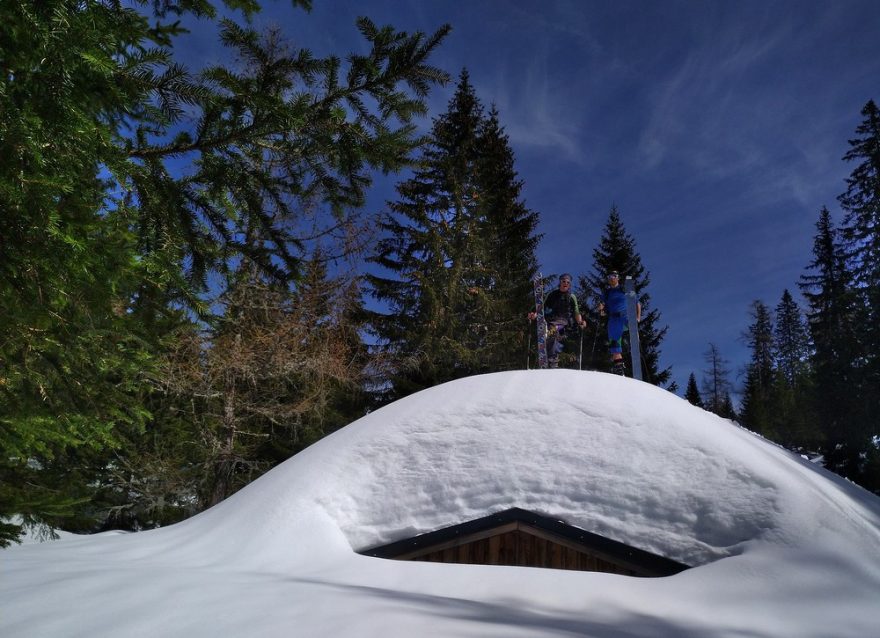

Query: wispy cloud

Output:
[485, 52, 588, 164]
[443, 2, 609, 166]
[637, 17, 794, 172]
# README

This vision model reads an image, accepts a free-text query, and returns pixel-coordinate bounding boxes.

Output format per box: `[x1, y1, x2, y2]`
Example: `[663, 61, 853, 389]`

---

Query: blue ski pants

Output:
[607, 313, 626, 355]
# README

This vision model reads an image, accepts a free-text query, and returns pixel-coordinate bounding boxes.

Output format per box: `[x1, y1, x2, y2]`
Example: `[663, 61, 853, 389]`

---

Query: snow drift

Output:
[3, 370, 880, 638]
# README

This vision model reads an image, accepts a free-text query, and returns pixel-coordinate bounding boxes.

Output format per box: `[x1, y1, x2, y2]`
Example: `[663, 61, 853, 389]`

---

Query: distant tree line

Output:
[683, 100, 880, 495]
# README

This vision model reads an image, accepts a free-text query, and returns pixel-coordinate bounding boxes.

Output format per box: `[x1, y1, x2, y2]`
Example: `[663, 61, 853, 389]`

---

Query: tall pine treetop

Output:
[685, 372, 704, 408]
[368, 69, 540, 398]
[773, 289, 810, 385]
[839, 99, 880, 255]
[589, 206, 647, 284]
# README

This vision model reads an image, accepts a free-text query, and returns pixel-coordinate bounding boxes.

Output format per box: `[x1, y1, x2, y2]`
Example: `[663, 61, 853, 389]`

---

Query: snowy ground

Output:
[3, 370, 879, 637]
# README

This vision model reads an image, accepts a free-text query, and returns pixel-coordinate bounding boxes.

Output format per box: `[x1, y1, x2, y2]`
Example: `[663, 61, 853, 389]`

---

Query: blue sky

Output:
[181, 1, 879, 395]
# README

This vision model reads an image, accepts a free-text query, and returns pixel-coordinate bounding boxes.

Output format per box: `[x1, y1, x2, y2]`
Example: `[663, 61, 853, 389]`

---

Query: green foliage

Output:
[773, 290, 811, 385]
[368, 70, 540, 400]
[840, 100, 880, 302]
[739, 301, 774, 436]
[799, 205, 867, 481]
[769, 291, 820, 449]
[718, 394, 738, 421]
[468, 106, 541, 372]
[125, 13, 451, 289]
[0, 0, 160, 546]
[822, 99, 880, 485]
[684, 373, 703, 408]
[839, 102, 880, 428]
[799, 207, 860, 456]
[0, 0, 449, 543]
[738, 294, 820, 447]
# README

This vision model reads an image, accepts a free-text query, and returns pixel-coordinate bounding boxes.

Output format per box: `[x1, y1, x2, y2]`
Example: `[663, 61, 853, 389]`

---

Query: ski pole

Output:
[526, 325, 531, 370]
[578, 326, 584, 370]
[637, 330, 652, 384]
[589, 321, 599, 370]
[591, 322, 599, 355]
[588, 295, 602, 371]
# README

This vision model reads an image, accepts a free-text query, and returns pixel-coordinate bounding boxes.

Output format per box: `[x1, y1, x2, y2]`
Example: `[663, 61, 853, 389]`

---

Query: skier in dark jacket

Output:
[528, 273, 586, 368]
[598, 271, 640, 371]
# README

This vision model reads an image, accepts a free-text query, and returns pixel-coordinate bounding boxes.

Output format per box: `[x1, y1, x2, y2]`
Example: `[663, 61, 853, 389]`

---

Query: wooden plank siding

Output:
[362, 508, 689, 578]
[407, 524, 639, 575]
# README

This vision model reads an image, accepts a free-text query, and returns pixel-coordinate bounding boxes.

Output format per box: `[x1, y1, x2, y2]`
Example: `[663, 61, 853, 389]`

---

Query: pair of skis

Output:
[531, 273, 641, 380]
[624, 276, 642, 381]
[533, 274, 549, 369]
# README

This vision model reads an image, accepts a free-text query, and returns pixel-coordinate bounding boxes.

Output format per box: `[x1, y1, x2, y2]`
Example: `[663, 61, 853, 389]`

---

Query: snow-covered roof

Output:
[3, 370, 880, 637]
[191, 370, 878, 566]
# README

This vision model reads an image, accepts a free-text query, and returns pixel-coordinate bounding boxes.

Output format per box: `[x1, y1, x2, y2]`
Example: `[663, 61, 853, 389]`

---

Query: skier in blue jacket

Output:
[598, 271, 640, 371]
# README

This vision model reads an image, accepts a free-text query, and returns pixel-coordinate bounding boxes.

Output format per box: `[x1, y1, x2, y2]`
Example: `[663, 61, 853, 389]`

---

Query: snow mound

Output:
[4, 371, 880, 638]
[88, 370, 879, 569]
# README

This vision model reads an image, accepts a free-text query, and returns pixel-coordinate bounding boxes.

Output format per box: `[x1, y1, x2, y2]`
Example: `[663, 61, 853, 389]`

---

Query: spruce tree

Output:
[0, 0, 166, 545]
[773, 290, 811, 385]
[770, 290, 819, 449]
[369, 71, 484, 400]
[799, 207, 861, 476]
[719, 394, 739, 421]
[739, 301, 775, 437]
[839, 100, 880, 340]
[578, 206, 670, 384]
[472, 106, 542, 371]
[838, 99, 880, 485]
[684, 373, 704, 408]
[368, 71, 540, 400]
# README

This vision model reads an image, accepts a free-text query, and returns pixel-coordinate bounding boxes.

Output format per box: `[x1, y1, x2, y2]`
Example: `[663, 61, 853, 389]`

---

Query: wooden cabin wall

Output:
[411, 529, 639, 576]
